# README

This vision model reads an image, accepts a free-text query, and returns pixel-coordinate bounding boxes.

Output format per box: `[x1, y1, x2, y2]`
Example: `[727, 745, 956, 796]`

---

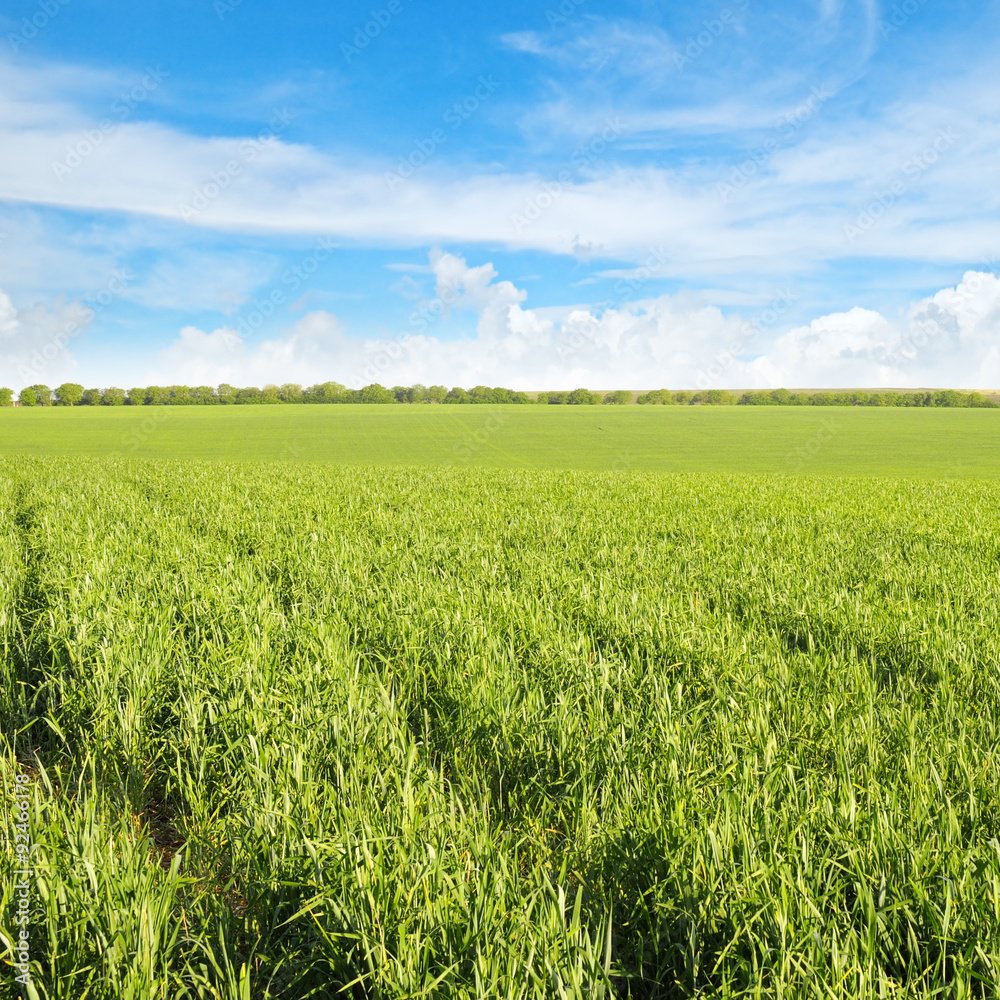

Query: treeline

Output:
[2, 383, 997, 408]
[535, 387, 999, 407]
[1, 383, 533, 406]
[636, 388, 1000, 407]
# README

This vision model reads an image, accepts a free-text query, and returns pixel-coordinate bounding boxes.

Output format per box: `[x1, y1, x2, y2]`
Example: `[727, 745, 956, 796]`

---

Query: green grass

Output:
[2, 457, 1000, 997]
[0, 404, 998, 476]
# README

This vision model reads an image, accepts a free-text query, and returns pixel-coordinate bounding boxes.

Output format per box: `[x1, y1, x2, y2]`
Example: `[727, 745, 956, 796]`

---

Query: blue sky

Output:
[1, 0, 999, 390]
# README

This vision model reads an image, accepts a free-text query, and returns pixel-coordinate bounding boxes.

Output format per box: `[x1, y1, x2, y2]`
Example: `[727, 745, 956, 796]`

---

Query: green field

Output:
[2, 456, 1000, 997]
[1, 404, 999, 476]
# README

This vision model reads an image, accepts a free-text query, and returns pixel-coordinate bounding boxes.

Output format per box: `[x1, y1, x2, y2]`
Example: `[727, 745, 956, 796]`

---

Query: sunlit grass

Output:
[2, 457, 999, 997]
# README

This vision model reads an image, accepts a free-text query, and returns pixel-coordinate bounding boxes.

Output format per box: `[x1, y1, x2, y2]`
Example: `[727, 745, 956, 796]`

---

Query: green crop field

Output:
[1, 404, 999, 477]
[2, 455, 999, 998]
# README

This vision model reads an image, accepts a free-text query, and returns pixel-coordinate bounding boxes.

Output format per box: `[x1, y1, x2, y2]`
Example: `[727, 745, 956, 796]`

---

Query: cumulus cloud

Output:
[149, 255, 1000, 391]
[0, 287, 93, 387]
[752, 270, 1000, 388]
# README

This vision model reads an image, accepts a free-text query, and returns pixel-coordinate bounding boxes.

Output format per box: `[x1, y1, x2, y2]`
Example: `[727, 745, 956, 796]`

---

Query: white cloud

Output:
[1, 56, 998, 279]
[750, 271, 1000, 388]
[501, 21, 678, 78]
[125, 250, 278, 314]
[0, 287, 93, 388]
[156, 324, 245, 385]
[148, 257, 1000, 391]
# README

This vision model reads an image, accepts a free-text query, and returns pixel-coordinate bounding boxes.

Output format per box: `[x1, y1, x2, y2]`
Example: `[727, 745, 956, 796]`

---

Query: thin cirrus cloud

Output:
[0, 55, 997, 271]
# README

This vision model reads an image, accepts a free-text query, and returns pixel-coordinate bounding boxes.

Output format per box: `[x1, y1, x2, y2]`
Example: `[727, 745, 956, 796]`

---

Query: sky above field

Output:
[1, 0, 999, 391]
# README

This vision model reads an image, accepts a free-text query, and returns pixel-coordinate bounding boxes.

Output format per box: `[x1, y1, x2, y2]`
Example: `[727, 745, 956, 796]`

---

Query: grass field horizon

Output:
[1, 405, 998, 477]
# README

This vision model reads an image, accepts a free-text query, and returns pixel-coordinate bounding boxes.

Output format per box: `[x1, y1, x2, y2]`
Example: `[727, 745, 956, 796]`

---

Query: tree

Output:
[127, 387, 148, 405]
[280, 383, 304, 403]
[360, 383, 395, 404]
[81, 388, 103, 405]
[932, 389, 964, 407]
[18, 387, 37, 407]
[146, 386, 170, 405]
[55, 382, 84, 406]
[468, 385, 496, 404]
[567, 388, 598, 404]
[0, 387, 13, 407]
[444, 387, 470, 404]
[216, 384, 238, 405]
[966, 391, 999, 408]
[704, 389, 736, 405]
[305, 382, 345, 403]
[261, 384, 281, 404]
[28, 384, 52, 405]
[235, 387, 262, 404]
[190, 386, 218, 404]
[427, 385, 448, 404]
[103, 387, 126, 406]
[602, 390, 632, 405]
[637, 389, 673, 405]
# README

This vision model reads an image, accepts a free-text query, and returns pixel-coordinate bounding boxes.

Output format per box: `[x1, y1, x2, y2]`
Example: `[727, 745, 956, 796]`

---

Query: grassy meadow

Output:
[2, 450, 1000, 997]
[0, 404, 999, 476]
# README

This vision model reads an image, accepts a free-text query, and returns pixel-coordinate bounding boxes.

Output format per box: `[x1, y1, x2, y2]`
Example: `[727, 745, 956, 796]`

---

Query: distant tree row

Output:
[1, 383, 997, 408]
[0, 383, 534, 407]
[539, 388, 998, 407]
[633, 388, 999, 407]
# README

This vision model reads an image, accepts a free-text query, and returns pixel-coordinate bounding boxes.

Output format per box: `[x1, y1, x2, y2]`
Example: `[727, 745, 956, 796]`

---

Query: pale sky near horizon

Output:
[1, 0, 999, 391]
